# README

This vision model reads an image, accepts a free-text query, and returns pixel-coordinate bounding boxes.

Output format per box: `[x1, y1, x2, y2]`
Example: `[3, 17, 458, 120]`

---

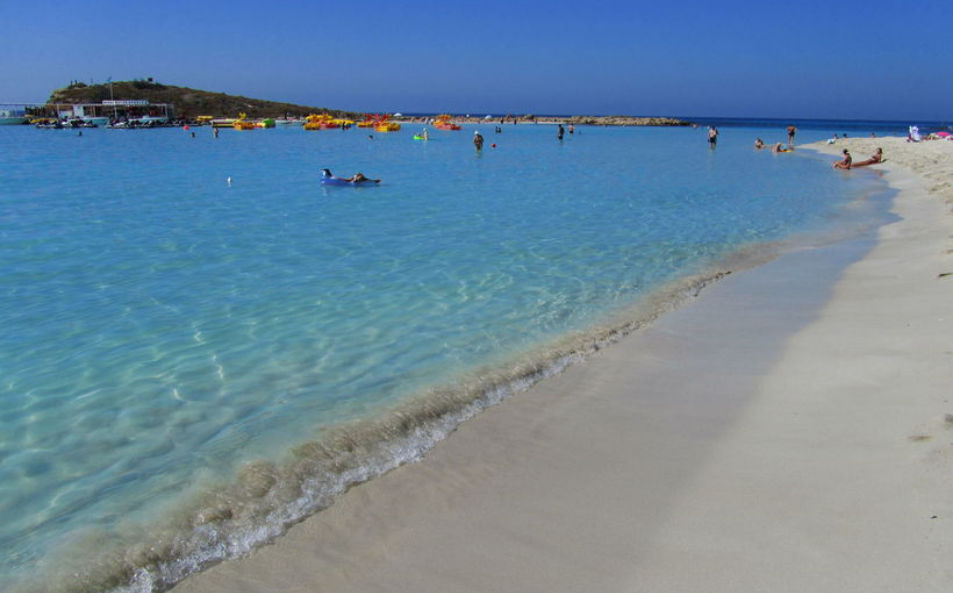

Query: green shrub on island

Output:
[47, 79, 356, 119]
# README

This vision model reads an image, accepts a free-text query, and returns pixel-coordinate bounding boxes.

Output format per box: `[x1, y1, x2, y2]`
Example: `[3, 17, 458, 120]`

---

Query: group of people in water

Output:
[320, 124, 888, 184]
[753, 138, 794, 153]
[749, 124, 885, 170]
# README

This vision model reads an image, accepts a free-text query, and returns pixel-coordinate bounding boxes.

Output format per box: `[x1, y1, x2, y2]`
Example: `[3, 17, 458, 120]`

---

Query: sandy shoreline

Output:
[171, 137, 953, 593]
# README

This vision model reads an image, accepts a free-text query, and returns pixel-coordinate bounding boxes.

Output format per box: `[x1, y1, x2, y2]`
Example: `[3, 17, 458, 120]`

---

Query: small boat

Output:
[304, 114, 339, 130]
[80, 116, 110, 127]
[64, 119, 99, 128]
[0, 114, 28, 125]
[358, 114, 399, 131]
[232, 113, 256, 130]
[35, 120, 65, 129]
[433, 114, 461, 130]
[0, 108, 30, 125]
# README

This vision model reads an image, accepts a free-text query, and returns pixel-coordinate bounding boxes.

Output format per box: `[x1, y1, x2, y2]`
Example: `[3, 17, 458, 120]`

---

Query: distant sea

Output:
[681, 116, 950, 136]
[1, 120, 893, 592]
[405, 114, 951, 136]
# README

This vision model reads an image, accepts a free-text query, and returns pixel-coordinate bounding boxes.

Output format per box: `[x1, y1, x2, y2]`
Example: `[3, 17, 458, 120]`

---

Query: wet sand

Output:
[172, 138, 953, 593]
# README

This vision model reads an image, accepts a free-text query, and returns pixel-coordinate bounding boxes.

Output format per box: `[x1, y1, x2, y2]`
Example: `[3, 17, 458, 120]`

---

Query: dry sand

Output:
[172, 137, 953, 593]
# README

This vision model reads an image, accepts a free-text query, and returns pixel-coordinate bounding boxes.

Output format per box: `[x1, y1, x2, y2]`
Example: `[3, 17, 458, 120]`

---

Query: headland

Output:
[37, 80, 691, 126]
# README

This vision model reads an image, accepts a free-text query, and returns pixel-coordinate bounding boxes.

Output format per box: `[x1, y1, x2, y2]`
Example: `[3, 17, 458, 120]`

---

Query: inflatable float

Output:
[321, 176, 352, 186]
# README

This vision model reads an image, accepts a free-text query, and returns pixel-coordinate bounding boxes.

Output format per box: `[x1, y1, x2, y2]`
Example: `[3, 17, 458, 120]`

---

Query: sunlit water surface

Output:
[0, 123, 889, 591]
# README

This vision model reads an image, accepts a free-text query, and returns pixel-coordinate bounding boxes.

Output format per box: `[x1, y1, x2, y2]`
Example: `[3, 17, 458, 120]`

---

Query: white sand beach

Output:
[172, 137, 953, 593]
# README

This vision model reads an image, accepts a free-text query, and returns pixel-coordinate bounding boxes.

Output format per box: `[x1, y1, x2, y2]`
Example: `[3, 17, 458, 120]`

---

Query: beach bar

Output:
[0, 103, 39, 124]
[74, 99, 174, 123]
[3, 100, 175, 125]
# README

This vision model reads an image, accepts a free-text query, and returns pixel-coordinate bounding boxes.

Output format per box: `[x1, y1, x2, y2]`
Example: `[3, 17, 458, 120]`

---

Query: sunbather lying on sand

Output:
[850, 148, 885, 168]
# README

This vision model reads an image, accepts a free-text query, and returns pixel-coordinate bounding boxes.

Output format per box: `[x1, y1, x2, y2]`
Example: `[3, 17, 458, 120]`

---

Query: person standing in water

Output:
[473, 130, 484, 151]
[557, 124, 565, 140]
[787, 124, 797, 146]
[708, 126, 718, 147]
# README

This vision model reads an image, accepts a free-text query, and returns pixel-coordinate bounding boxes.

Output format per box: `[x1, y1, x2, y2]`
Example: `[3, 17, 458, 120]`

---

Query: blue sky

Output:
[1, 0, 950, 120]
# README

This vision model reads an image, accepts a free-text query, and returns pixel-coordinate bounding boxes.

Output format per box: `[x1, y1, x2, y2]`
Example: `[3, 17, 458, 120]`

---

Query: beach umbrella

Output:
[484, 115, 493, 119]
[937, 131, 951, 138]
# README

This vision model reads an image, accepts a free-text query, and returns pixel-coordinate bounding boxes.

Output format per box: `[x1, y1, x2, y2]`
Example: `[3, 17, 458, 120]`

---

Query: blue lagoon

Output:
[0, 122, 890, 592]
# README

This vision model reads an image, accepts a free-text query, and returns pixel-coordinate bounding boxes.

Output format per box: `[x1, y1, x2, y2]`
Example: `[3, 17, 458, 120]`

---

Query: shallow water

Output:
[0, 123, 889, 591]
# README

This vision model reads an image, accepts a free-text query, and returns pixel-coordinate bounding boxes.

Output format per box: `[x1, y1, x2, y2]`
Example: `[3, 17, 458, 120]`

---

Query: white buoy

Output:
[227, 176, 232, 186]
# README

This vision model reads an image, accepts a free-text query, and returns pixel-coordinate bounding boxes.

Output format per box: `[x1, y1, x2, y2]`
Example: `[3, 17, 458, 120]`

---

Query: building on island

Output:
[65, 100, 174, 124]
[0, 104, 32, 124]
[0, 100, 175, 125]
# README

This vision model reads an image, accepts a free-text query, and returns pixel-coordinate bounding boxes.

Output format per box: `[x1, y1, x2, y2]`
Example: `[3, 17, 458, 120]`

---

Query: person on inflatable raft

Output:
[321, 169, 381, 184]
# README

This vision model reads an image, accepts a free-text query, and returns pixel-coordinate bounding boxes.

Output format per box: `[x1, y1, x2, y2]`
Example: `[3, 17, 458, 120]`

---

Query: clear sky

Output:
[1, 0, 950, 121]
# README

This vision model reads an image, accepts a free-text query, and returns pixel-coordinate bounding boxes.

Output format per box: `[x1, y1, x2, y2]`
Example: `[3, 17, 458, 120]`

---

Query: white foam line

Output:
[212, 355, 225, 382]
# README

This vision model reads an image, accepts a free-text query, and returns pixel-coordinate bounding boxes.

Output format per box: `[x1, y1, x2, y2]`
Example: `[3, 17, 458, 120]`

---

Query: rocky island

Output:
[563, 115, 690, 126]
[47, 79, 358, 120]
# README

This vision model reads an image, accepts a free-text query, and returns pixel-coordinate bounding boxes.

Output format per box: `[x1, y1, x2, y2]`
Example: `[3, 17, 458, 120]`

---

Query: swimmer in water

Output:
[346, 172, 381, 184]
[321, 169, 381, 184]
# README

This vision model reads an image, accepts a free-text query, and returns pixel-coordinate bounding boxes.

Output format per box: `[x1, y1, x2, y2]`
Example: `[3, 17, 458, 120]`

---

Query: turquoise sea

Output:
[1, 122, 890, 592]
